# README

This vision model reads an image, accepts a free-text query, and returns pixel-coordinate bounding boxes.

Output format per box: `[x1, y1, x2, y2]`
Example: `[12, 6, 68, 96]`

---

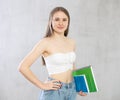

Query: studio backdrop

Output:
[0, 0, 120, 100]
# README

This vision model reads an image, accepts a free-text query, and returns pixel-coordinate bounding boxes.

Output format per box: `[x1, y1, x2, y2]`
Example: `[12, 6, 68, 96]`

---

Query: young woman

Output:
[19, 7, 87, 100]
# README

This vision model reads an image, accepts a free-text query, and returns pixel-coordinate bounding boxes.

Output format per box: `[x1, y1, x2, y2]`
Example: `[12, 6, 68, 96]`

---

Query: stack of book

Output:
[72, 65, 98, 93]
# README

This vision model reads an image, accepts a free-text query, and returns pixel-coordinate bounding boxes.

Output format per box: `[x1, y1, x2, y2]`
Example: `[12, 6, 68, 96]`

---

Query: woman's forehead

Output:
[52, 11, 68, 19]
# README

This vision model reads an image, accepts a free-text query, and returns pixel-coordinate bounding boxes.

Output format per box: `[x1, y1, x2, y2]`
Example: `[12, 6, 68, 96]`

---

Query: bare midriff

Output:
[50, 69, 74, 83]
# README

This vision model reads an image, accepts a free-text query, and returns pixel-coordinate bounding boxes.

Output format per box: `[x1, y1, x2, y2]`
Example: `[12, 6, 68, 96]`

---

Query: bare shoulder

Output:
[67, 37, 76, 45]
[36, 38, 50, 46]
[33, 38, 50, 53]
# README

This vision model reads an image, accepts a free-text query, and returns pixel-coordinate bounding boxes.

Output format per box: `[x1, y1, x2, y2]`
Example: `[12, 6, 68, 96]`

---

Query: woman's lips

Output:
[57, 27, 64, 29]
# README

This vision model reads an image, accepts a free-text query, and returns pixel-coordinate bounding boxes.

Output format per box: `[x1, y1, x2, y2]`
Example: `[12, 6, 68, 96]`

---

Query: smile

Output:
[57, 27, 64, 29]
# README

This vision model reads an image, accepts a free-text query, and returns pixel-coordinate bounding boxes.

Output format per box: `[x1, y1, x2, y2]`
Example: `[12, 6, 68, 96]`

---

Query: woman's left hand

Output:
[78, 91, 87, 96]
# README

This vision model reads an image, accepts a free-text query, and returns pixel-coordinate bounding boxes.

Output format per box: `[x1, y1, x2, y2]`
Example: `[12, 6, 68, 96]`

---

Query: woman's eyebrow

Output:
[54, 17, 68, 19]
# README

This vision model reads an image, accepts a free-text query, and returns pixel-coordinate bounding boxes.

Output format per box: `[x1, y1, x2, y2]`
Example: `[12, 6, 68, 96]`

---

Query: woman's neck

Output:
[51, 32, 66, 40]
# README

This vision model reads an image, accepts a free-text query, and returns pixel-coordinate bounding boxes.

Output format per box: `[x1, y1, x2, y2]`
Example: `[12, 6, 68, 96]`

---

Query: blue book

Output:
[74, 75, 89, 92]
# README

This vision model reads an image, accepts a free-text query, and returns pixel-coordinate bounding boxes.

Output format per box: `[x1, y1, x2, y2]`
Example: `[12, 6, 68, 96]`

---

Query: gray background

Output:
[0, 0, 120, 100]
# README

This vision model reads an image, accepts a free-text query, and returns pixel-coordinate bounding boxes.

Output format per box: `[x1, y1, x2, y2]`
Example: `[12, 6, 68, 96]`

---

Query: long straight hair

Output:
[42, 7, 70, 65]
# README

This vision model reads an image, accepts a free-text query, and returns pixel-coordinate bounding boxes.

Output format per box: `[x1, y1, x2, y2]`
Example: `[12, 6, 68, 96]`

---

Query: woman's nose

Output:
[59, 20, 63, 25]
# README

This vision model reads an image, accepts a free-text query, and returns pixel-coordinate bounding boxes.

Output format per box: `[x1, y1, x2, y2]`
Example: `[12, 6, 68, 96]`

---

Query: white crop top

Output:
[43, 51, 76, 75]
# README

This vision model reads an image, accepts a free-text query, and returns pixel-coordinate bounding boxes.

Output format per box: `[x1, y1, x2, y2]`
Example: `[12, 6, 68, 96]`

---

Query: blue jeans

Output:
[39, 77, 77, 100]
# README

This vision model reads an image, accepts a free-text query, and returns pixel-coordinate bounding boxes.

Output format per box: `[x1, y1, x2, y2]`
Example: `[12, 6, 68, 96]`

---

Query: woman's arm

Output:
[72, 39, 87, 96]
[18, 39, 61, 90]
[18, 39, 46, 89]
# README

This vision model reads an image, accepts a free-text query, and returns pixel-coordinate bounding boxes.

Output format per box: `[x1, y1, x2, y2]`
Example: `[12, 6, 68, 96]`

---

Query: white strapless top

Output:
[43, 51, 76, 75]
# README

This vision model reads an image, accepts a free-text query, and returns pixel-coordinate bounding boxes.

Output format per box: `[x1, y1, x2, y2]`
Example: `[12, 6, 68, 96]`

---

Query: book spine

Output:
[90, 66, 98, 92]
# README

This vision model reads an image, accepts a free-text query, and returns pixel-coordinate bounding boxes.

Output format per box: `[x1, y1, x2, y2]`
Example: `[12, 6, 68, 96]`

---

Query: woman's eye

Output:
[63, 18, 67, 21]
[54, 18, 68, 22]
[55, 18, 59, 21]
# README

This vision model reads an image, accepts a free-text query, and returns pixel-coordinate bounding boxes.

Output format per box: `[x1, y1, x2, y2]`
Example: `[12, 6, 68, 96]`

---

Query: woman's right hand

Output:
[41, 80, 62, 90]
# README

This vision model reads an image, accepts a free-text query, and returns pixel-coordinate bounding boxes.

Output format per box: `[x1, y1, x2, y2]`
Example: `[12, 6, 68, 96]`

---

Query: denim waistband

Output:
[47, 77, 75, 89]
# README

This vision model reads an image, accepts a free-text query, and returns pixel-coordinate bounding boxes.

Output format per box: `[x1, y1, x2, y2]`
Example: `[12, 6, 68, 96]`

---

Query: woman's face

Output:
[51, 11, 69, 34]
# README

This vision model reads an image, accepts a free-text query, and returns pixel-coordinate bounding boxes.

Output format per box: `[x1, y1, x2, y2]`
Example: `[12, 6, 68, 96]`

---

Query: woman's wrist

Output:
[39, 82, 46, 90]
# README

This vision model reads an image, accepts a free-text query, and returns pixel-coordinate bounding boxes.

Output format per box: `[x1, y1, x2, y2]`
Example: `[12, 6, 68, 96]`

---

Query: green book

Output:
[72, 65, 98, 93]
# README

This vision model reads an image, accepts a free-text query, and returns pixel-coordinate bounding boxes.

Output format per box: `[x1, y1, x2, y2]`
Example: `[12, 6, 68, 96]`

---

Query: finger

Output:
[53, 85, 61, 89]
[52, 82, 62, 90]
[52, 80, 62, 86]
[52, 87, 61, 90]
[53, 83, 62, 88]
[51, 85, 60, 90]
[53, 82, 62, 86]
[52, 80, 61, 83]
[79, 91, 87, 96]
[79, 91, 83, 94]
